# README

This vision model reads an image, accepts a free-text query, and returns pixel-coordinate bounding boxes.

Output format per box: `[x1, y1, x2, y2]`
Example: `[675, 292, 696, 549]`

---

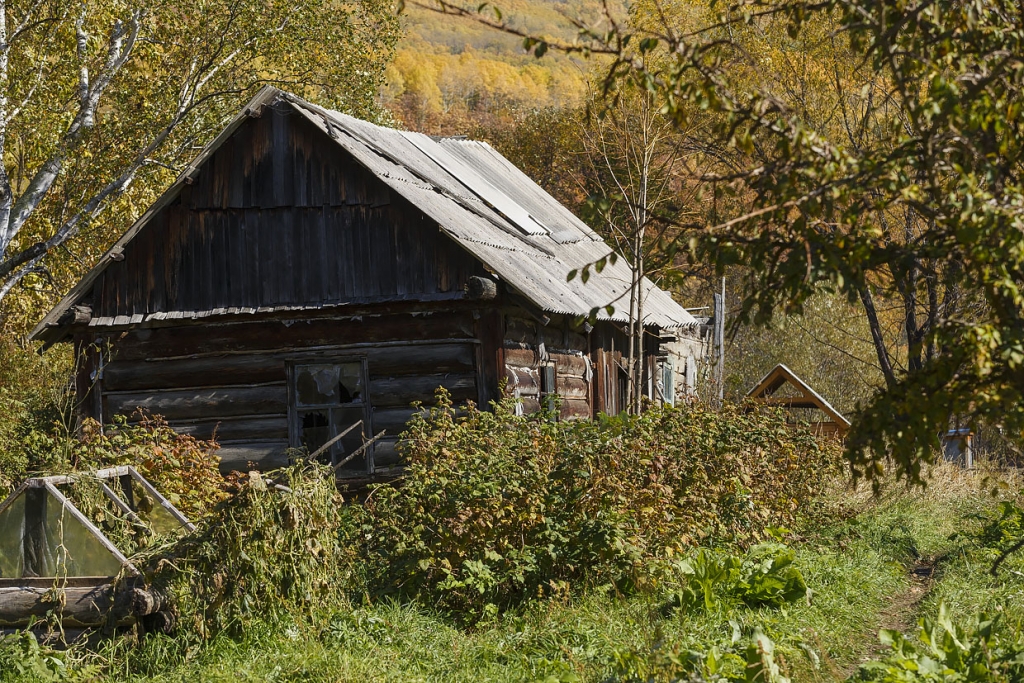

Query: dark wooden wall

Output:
[69, 101, 670, 474]
[83, 309, 482, 472]
[89, 103, 485, 319]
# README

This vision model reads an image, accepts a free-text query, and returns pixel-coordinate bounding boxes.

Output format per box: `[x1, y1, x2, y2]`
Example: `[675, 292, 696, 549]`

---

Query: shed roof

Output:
[31, 87, 697, 343]
[745, 364, 851, 432]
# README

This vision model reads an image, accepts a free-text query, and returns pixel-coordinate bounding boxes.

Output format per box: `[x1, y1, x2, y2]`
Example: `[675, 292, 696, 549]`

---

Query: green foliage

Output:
[973, 500, 1024, 553]
[0, 631, 70, 683]
[609, 629, 794, 683]
[851, 605, 1024, 682]
[358, 389, 840, 619]
[145, 464, 356, 640]
[0, 0, 401, 330]
[666, 544, 807, 613]
[0, 342, 74, 491]
[71, 415, 227, 520]
[484, 0, 1024, 485]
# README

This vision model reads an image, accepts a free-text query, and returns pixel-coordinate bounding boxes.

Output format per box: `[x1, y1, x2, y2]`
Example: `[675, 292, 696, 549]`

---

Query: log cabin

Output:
[31, 87, 705, 479]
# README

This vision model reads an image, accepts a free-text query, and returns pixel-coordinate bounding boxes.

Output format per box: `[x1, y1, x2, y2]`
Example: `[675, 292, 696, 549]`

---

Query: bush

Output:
[146, 463, 358, 639]
[72, 414, 227, 520]
[358, 390, 842, 618]
[665, 543, 808, 613]
[973, 500, 1024, 553]
[0, 342, 74, 491]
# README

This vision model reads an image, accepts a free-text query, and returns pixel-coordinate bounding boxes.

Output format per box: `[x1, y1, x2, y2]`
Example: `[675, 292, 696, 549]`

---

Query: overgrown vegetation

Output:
[1, 395, 1022, 682]
[358, 391, 840, 619]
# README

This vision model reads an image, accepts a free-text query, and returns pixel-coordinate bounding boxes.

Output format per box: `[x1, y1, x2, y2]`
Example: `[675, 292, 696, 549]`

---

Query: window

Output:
[289, 360, 371, 474]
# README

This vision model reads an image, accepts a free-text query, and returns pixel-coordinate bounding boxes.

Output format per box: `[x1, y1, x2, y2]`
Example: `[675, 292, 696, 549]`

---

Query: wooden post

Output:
[23, 487, 47, 578]
[713, 277, 725, 405]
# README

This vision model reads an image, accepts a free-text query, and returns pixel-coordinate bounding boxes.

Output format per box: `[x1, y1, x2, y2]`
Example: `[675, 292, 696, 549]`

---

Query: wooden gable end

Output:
[746, 364, 851, 436]
[88, 102, 485, 321]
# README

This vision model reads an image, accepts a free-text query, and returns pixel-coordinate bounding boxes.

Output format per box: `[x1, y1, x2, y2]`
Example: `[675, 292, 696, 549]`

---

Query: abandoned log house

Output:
[31, 86, 704, 478]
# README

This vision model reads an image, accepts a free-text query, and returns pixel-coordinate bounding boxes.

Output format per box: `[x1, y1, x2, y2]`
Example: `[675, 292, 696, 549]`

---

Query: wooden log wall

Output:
[502, 312, 593, 420]
[589, 320, 660, 416]
[85, 309, 482, 473]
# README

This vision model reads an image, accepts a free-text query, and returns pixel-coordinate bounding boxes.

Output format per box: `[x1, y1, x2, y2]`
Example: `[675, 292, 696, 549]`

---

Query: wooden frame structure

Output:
[0, 467, 189, 629]
[746, 364, 851, 437]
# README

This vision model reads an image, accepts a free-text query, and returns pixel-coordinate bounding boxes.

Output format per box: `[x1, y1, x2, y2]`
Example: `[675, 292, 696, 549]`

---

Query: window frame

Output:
[286, 357, 373, 474]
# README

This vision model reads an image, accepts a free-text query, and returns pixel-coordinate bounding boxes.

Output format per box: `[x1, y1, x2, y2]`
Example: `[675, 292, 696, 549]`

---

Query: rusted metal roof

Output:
[32, 87, 697, 343]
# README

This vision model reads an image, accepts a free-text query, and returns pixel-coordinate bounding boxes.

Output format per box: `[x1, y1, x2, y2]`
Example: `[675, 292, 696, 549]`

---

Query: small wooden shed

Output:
[746, 364, 851, 437]
[31, 87, 702, 479]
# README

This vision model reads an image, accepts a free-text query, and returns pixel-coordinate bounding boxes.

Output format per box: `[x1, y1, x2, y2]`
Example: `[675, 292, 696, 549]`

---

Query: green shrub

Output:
[72, 414, 228, 520]
[359, 390, 841, 618]
[146, 463, 357, 639]
[0, 631, 69, 683]
[0, 342, 74, 491]
[850, 604, 1024, 682]
[666, 544, 808, 613]
[974, 500, 1024, 553]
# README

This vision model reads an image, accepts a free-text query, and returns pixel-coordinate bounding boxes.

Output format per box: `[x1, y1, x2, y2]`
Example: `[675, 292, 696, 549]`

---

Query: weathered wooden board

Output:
[366, 343, 475, 376]
[503, 347, 536, 367]
[560, 399, 591, 420]
[372, 407, 427, 434]
[552, 354, 589, 378]
[106, 313, 476, 361]
[369, 372, 477, 408]
[103, 355, 285, 391]
[505, 366, 540, 395]
[104, 385, 287, 421]
[90, 106, 488, 320]
[169, 415, 289, 442]
[555, 376, 589, 400]
[216, 441, 291, 471]
[0, 585, 162, 628]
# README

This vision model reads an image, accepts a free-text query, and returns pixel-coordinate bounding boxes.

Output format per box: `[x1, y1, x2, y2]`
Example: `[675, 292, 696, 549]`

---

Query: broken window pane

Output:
[301, 410, 331, 459]
[295, 365, 340, 406]
[337, 363, 362, 403]
[295, 363, 363, 406]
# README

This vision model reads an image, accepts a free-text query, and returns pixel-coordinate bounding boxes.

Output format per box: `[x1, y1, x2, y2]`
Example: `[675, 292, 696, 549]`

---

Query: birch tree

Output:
[0, 0, 399, 319]
[575, 78, 703, 413]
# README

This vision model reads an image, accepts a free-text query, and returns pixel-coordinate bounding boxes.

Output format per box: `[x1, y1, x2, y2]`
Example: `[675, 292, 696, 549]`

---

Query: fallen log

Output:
[0, 583, 167, 628]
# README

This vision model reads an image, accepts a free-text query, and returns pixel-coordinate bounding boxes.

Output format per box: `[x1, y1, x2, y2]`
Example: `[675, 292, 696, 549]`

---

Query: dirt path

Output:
[835, 558, 938, 680]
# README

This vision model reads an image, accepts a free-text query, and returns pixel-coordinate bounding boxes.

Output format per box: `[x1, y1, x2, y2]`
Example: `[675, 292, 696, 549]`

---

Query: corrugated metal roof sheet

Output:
[31, 87, 697, 342]
[286, 94, 697, 330]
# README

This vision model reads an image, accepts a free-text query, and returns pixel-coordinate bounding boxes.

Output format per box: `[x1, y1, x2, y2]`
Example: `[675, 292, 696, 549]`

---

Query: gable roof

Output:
[745, 363, 851, 432]
[31, 87, 697, 343]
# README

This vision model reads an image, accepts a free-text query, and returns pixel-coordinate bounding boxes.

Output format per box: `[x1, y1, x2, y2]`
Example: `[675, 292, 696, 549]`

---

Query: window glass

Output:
[332, 407, 367, 471]
[295, 365, 340, 406]
[0, 494, 25, 578]
[145, 498, 187, 537]
[301, 410, 331, 460]
[291, 360, 370, 473]
[295, 363, 362, 406]
[43, 492, 122, 577]
[338, 363, 363, 403]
